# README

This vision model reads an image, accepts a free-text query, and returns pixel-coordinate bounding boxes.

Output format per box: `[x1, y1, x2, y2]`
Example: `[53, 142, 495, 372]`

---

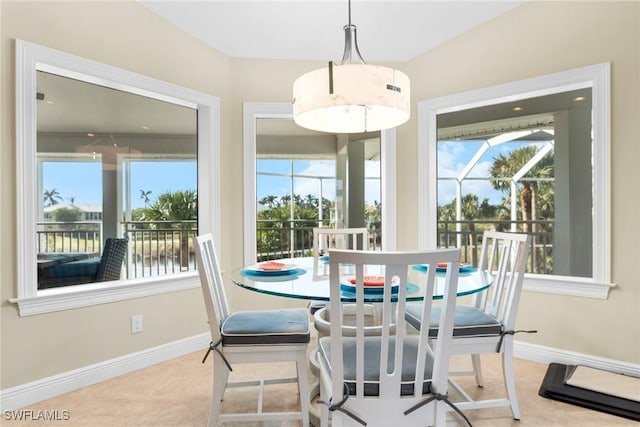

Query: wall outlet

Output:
[131, 315, 143, 334]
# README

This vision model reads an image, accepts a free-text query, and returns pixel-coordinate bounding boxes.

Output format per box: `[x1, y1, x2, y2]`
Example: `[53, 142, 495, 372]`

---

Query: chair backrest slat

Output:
[193, 234, 230, 343]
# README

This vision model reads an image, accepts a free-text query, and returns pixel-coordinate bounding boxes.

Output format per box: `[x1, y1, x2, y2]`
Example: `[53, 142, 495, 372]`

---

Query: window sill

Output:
[523, 274, 613, 299]
[9, 273, 200, 316]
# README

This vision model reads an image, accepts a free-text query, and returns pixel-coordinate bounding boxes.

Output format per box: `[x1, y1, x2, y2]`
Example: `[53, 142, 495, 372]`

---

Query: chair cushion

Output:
[46, 258, 101, 279]
[405, 304, 502, 337]
[221, 308, 310, 345]
[318, 335, 433, 396]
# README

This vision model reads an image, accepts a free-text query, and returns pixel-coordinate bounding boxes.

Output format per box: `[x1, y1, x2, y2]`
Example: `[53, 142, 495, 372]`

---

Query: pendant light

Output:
[292, 0, 410, 133]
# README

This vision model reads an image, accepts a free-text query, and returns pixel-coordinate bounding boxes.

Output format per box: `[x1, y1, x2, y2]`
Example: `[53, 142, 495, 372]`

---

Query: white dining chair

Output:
[193, 234, 311, 426]
[404, 231, 533, 420]
[311, 227, 383, 337]
[317, 248, 469, 427]
[312, 227, 369, 279]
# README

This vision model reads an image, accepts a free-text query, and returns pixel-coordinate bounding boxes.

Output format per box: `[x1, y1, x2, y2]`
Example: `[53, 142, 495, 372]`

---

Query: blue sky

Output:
[42, 161, 197, 209]
[256, 159, 382, 205]
[42, 140, 545, 210]
[436, 139, 548, 205]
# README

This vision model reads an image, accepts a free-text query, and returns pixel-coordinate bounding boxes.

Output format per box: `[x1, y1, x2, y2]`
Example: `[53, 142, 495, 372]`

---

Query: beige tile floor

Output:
[4, 347, 637, 427]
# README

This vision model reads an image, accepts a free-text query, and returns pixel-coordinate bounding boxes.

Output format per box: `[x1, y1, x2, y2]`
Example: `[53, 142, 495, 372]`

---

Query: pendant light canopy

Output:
[292, 1, 410, 134]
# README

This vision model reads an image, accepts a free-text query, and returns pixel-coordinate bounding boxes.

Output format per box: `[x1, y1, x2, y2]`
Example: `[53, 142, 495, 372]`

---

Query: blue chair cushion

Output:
[405, 304, 502, 337]
[221, 308, 310, 345]
[47, 258, 101, 279]
[319, 335, 434, 396]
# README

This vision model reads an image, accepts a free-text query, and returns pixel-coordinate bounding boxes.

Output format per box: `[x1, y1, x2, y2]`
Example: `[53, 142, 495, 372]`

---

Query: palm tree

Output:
[43, 188, 63, 207]
[139, 190, 197, 268]
[489, 145, 554, 234]
[259, 195, 278, 208]
[139, 190, 152, 207]
[490, 145, 554, 272]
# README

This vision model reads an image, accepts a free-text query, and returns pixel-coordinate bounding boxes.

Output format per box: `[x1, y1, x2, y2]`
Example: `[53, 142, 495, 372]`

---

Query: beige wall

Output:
[1, 0, 638, 391]
[0, 1, 234, 389]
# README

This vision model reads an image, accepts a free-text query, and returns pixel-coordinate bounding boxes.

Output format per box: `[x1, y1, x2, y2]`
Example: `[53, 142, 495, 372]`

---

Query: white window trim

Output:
[242, 102, 397, 266]
[417, 63, 612, 299]
[13, 40, 220, 316]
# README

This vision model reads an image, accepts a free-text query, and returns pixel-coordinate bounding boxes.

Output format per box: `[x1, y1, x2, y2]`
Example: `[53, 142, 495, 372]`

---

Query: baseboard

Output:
[2, 335, 637, 411]
[515, 341, 640, 377]
[0, 333, 210, 411]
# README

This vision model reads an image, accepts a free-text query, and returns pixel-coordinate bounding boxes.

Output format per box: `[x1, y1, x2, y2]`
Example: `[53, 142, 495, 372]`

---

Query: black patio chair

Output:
[39, 237, 129, 289]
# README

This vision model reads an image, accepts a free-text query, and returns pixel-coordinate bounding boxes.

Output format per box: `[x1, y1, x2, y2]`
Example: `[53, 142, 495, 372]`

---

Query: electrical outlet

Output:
[131, 315, 143, 334]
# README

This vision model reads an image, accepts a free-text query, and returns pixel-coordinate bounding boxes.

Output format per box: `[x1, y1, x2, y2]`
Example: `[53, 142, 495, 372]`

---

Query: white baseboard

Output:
[515, 341, 640, 377]
[0, 333, 210, 411]
[2, 335, 637, 412]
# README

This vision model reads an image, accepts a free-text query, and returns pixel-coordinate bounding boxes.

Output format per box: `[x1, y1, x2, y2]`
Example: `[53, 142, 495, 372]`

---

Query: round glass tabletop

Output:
[231, 257, 491, 302]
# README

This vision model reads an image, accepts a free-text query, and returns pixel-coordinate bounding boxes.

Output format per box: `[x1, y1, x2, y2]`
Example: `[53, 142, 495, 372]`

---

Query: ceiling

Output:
[37, 1, 531, 137]
[139, 1, 526, 62]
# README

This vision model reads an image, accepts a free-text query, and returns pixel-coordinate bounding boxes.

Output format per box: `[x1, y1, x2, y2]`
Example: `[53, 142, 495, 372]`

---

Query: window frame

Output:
[417, 63, 611, 298]
[14, 40, 220, 316]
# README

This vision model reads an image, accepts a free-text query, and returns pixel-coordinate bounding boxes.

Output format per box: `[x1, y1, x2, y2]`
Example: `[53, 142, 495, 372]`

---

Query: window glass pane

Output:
[435, 88, 592, 277]
[255, 118, 382, 260]
[36, 71, 197, 289]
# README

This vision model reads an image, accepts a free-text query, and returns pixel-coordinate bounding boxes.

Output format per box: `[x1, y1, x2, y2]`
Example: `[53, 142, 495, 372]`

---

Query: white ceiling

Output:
[139, 0, 526, 62]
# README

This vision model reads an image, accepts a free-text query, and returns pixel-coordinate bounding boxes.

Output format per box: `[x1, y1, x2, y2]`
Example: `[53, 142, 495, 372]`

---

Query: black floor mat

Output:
[538, 363, 640, 421]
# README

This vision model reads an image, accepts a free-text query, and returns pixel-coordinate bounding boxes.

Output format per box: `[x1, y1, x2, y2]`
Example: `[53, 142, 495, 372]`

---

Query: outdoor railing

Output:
[37, 221, 103, 254]
[123, 220, 198, 278]
[37, 218, 553, 279]
[256, 219, 382, 262]
[37, 220, 198, 279]
[437, 219, 554, 274]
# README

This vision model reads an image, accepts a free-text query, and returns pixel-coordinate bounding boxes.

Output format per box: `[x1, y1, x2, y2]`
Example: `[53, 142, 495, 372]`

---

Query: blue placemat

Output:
[241, 268, 306, 278]
[339, 282, 419, 297]
[412, 265, 477, 274]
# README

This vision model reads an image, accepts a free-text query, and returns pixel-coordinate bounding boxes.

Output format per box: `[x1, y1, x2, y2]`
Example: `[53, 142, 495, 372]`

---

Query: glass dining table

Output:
[230, 256, 491, 302]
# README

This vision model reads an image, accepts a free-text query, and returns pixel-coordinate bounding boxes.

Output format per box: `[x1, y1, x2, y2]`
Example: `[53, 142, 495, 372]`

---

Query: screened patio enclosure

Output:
[435, 87, 593, 278]
[255, 118, 382, 261]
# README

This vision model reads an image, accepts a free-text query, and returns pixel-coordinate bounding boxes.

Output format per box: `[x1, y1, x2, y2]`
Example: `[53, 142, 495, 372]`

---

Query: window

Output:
[243, 103, 397, 266]
[15, 40, 220, 315]
[418, 63, 611, 298]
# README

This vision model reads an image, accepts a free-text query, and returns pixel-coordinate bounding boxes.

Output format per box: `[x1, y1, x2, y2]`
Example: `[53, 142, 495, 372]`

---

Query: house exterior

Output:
[1, 0, 638, 410]
[43, 204, 103, 222]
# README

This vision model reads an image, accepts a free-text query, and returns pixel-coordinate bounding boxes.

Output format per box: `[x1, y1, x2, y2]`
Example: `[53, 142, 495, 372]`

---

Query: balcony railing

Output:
[37, 221, 103, 254]
[37, 220, 198, 280]
[123, 220, 198, 278]
[437, 219, 554, 274]
[256, 219, 382, 262]
[37, 218, 553, 280]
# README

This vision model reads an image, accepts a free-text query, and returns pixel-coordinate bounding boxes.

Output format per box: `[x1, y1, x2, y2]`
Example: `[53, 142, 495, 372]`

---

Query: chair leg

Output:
[209, 357, 230, 427]
[501, 342, 521, 420]
[471, 354, 484, 387]
[297, 351, 310, 426]
[319, 375, 329, 427]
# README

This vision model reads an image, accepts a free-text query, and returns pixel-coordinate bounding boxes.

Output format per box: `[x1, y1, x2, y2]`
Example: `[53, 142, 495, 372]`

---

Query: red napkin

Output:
[436, 262, 466, 270]
[259, 261, 285, 271]
[349, 276, 385, 287]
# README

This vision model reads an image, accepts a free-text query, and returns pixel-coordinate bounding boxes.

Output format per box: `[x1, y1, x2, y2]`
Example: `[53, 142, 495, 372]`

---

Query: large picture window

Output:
[418, 63, 611, 298]
[15, 40, 220, 315]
